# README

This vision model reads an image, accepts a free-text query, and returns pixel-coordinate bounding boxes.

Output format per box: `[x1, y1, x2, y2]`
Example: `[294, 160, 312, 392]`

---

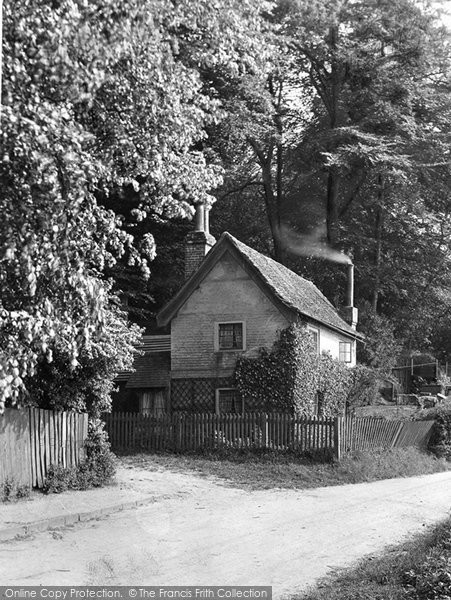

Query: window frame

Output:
[339, 340, 353, 364]
[307, 325, 320, 355]
[215, 388, 244, 415]
[214, 321, 246, 352]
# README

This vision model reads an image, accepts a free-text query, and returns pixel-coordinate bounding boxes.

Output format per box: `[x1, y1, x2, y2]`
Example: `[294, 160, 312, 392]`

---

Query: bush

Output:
[317, 353, 351, 416]
[43, 419, 116, 493]
[402, 520, 451, 599]
[1, 477, 31, 502]
[83, 418, 117, 485]
[426, 409, 451, 460]
[42, 465, 79, 494]
[415, 403, 451, 460]
[347, 364, 381, 407]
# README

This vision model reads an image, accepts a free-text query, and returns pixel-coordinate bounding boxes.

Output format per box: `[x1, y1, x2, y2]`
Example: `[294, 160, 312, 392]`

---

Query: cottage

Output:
[150, 204, 363, 414]
[115, 204, 362, 414]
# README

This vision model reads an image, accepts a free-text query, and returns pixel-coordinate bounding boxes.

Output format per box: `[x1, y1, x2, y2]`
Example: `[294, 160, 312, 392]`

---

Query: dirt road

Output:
[1, 469, 451, 597]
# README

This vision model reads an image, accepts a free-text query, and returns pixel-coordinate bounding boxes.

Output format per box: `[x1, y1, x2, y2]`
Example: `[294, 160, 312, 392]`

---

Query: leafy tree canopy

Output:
[0, 0, 269, 410]
[210, 0, 451, 358]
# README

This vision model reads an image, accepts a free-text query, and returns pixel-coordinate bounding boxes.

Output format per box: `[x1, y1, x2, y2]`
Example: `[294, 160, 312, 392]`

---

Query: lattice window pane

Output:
[218, 323, 243, 350]
[217, 389, 243, 414]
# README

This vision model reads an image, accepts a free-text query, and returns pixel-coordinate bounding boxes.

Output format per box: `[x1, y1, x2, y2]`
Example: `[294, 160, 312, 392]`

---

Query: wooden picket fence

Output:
[0, 407, 88, 488]
[105, 412, 337, 454]
[104, 412, 436, 459]
[338, 417, 435, 453]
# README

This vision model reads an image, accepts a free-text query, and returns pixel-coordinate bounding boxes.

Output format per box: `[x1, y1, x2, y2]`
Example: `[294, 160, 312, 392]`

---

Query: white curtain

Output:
[139, 390, 166, 415]
[139, 391, 153, 415]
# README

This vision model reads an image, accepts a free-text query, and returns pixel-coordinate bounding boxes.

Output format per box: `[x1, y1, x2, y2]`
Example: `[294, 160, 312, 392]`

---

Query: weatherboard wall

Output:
[170, 252, 289, 378]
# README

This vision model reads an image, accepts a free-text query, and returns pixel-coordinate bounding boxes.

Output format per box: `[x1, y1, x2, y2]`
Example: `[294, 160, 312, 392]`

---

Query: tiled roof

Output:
[157, 231, 362, 339]
[224, 232, 359, 337]
[139, 335, 171, 353]
[125, 351, 170, 389]
[115, 335, 171, 385]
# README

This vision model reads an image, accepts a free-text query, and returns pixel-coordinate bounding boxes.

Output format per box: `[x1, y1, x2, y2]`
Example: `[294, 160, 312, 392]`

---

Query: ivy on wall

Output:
[235, 322, 357, 416]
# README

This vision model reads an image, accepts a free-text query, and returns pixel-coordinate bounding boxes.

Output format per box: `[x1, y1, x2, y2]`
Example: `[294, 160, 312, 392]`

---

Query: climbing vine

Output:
[235, 323, 355, 416]
[235, 323, 317, 413]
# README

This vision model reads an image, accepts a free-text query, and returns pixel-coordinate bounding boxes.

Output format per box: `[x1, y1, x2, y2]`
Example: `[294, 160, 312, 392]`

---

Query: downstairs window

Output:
[215, 388, 243, 414]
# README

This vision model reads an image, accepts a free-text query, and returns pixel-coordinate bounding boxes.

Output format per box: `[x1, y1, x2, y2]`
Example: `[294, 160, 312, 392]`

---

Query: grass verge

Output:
[120, 447, 450, 490]
[297, 517, 451, 600]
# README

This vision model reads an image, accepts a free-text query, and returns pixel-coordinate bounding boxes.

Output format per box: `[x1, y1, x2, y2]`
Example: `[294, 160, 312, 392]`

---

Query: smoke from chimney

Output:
[277, 223, 352, 265]
[277, 222, 358, 328]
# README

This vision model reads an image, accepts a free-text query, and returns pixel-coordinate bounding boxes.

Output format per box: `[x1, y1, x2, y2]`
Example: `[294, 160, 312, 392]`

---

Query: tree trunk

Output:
[326, 171, 339, 245]
[325, 25, 340, 246]
[258, 152, 285, 264]
[249, 74, 287, 265]
[372, 175, 385, 312]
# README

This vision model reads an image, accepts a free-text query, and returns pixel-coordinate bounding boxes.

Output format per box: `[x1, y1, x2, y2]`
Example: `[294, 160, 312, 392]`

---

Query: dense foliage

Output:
[235, 323, 319, 414]
[235, 323, 365, 416]
[0, 0, 267, 411]
[2, 0, 451, 415]
[1, 478, 31, 502]
[93, 0, 451, 363]
[402, 522, 451, 600]
[424, 407, 451, 460]
[210, 0, 451, 359]
[43, 420, 116, 493]
[317, 353, 352, 416]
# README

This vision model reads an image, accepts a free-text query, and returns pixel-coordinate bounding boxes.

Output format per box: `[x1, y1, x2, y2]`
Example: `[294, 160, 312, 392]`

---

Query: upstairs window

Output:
[215, 388, 243, 414]
[215, 322, 245, 351]
[339, 341, 352, 363]
[307, 326, 320, 354]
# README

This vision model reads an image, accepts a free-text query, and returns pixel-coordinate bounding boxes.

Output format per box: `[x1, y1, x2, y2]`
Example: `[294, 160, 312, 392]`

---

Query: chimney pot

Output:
[341, 262, 358, 329]
[346, 263, 354, 308]
[184, 203, 216, 280]
[194, 203, 205, 232]
[204, 205, 211, 236]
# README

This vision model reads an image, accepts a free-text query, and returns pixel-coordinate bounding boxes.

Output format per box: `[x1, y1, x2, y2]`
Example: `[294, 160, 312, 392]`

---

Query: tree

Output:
[209, 0, 451, 358]
[0, 0, 269, 410]
[86, 0, 270, 321]
[0, 1, 143, 411]
[212, 0, 450, 253]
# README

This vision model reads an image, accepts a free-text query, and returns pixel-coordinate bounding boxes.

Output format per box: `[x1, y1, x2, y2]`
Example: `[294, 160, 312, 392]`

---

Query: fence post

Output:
[334, 417, 342, 461]
[260, 413, 268, 449]
[176, 413, 183, 451]
[391, 421, 404, 448]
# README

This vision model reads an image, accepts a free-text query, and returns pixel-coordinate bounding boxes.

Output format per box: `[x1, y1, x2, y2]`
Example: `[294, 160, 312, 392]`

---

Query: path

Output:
[1, 468, 450, 597]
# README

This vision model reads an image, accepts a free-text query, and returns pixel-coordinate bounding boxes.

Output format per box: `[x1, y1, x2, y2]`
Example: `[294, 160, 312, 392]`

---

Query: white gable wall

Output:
[311, 324, 357, 366]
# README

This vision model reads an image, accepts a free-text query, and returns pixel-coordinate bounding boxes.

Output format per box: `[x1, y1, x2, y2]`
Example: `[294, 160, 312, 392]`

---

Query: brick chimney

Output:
[184, 203, 216, 280]
[341, 263, 358, 329]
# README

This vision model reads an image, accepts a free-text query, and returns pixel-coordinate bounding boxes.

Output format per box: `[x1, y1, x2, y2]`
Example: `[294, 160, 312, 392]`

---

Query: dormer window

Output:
[215, 321, 245, 351]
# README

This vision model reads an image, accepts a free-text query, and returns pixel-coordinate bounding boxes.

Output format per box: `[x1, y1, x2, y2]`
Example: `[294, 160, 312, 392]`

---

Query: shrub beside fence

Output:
[0, 407, 88, 489]
[104, 412, 435, 458]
